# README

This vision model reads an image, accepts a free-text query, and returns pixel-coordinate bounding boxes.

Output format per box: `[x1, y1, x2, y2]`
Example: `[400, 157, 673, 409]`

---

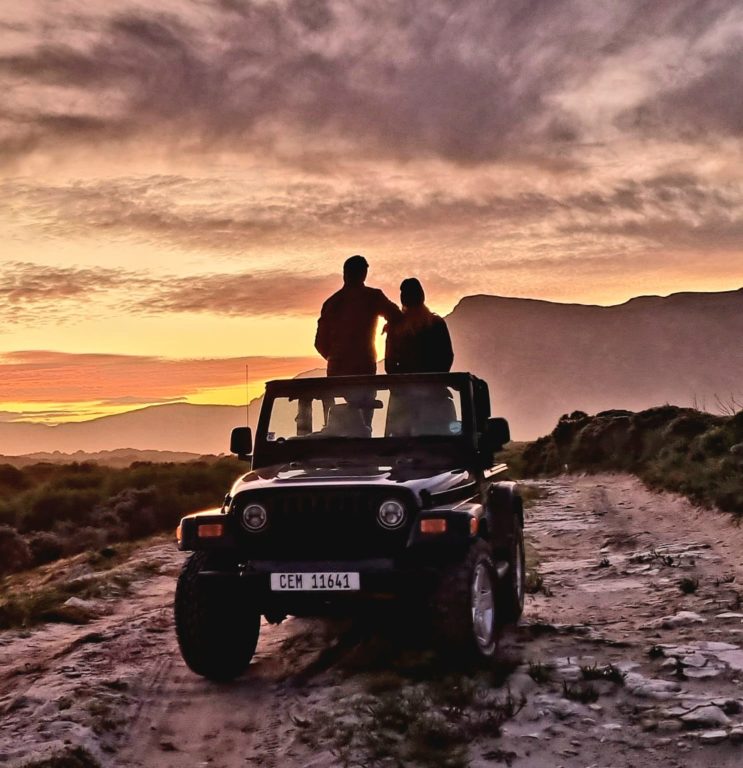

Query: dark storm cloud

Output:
[9, 0, 740, 167]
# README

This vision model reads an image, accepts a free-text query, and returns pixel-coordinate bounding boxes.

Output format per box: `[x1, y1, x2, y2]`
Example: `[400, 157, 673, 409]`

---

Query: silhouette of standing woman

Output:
[385, 278, 454, 373]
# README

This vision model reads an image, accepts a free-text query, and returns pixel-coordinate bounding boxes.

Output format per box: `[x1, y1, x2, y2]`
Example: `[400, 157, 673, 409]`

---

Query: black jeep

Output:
[174, 372, 525, 680]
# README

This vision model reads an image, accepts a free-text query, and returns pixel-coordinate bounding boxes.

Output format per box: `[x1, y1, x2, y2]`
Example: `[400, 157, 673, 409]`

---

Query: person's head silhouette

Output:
[400, 277, 425, 309]
[343, 255, 369, 286]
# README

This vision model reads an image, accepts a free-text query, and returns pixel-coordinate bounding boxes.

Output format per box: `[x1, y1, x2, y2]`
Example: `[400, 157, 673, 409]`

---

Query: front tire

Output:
[431, 540, 498, 660]
[174, 552, 260, 681]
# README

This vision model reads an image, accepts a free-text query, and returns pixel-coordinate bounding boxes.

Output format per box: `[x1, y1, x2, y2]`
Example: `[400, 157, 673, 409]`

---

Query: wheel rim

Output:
[471, 561, 495, 648]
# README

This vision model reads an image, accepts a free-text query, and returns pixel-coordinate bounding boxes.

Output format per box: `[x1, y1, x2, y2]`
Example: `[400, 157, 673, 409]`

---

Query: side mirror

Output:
[230, 427, 253, 459]
[485, 417, 510, 453]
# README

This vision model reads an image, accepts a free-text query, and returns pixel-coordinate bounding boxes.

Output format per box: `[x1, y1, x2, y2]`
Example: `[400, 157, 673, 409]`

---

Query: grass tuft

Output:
[579, 662, 626, 684]
[562, 680, 599, 703]
[527, 661, 554, 684]
[679, 576, 699, 594]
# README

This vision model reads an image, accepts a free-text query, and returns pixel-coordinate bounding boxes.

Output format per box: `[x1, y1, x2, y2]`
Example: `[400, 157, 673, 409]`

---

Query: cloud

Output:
[0, 256, 341, 320]
[8, 1, 740, 169]
[140, 271, 339, 317]
[0, 260, 152, 325]
[1, 174, 564, 252]
[0, 261, 140, 304]
[0, 350, 319, 403]
[616, 25, 743, 140]
[5, 169, 741, 272]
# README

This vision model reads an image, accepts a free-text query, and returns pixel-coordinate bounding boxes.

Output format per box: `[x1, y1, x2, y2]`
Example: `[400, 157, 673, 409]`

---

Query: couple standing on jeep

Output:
[314, 255, 454, 376]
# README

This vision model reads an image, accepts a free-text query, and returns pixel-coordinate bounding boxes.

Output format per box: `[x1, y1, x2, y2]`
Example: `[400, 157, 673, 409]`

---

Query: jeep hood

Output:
[228, 462, 477, 506]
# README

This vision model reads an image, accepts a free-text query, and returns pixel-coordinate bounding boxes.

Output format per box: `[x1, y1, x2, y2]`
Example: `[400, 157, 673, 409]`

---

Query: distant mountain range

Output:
[0, 449, 208, 468]
[1, 288, 741, 455]
[447, 287, 743, 438]
[0, 403, 249, 457]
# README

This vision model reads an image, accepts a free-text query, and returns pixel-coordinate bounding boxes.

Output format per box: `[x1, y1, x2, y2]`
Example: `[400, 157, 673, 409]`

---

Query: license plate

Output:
[270, 572, 360, 591]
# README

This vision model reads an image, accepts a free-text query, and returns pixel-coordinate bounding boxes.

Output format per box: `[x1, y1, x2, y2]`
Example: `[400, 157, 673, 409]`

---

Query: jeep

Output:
[174, 372, 525, 680]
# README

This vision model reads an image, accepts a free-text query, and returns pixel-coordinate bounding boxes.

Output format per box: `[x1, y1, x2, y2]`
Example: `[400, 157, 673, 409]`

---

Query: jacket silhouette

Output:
[315, 256, 401, 376]
[384, 278, 454, 374]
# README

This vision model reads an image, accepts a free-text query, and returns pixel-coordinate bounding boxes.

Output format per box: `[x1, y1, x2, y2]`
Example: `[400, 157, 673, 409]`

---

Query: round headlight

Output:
[241, 503, 268, 531]
[378, 499, 406, 530]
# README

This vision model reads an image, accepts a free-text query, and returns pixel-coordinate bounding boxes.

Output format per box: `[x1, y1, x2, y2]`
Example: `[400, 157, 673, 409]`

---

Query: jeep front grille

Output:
[231, 489, 412, 560]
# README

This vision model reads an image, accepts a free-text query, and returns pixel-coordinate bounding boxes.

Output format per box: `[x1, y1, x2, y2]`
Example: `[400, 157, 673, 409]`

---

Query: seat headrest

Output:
[324, 404, 371, 437]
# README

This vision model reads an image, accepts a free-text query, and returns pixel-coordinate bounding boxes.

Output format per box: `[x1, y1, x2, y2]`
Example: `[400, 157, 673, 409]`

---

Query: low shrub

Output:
[0, 525, 31, 574]
[0, 457, 243, 577]
[520, 406, 743, 516]
[27, 531, 66, 566]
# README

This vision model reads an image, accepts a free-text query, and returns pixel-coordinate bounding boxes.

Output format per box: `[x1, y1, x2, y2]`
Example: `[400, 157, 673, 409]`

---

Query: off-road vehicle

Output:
[174, 372, 525, 680]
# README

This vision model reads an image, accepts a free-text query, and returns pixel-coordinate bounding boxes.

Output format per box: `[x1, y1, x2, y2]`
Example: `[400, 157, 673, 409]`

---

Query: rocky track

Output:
[3, 473, 743, 767]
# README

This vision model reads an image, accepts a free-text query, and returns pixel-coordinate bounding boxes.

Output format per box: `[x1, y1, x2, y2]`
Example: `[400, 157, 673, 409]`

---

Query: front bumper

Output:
[197, 557, 444, 615]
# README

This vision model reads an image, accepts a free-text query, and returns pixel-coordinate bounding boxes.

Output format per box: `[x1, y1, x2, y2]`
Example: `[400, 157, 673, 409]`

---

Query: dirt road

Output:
[3, 473, 743, 767]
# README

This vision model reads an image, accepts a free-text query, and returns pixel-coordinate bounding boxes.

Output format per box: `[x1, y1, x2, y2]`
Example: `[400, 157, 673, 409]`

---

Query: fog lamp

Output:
[378, 499, 406, 530]
[241, 503, 268, 531]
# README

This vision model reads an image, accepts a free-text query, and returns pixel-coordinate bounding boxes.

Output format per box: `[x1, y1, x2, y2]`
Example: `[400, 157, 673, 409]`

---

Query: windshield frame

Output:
[253, 373, 477, 469]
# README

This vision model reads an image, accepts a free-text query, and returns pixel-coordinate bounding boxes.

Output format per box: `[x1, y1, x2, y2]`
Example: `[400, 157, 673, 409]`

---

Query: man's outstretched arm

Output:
[374, 290, 403, 324]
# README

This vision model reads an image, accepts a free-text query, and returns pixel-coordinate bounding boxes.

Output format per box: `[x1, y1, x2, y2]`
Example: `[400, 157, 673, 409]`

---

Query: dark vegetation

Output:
[520, 406, 743, 515]
[0, 458, 241, 577]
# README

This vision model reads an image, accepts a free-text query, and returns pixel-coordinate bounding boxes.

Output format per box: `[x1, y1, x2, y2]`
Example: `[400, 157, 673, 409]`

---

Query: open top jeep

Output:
[174, 372, 525, 680]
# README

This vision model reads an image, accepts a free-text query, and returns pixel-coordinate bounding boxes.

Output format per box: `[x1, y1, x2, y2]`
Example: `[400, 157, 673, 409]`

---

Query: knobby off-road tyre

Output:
[174, 552, 260, 681]
[431, 539, 498, 660]
[497, 517, 526, 625]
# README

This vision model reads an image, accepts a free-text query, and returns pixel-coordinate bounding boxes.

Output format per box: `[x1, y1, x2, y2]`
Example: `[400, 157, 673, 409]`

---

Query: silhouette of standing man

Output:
[315, 255, 401, 376]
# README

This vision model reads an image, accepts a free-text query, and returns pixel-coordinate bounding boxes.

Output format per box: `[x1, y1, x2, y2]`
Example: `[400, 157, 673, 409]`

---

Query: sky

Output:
[1, 0, 742, 422]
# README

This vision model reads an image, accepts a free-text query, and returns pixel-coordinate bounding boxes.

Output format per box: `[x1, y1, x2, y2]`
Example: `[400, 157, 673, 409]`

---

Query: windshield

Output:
[266, 382, 463, 442]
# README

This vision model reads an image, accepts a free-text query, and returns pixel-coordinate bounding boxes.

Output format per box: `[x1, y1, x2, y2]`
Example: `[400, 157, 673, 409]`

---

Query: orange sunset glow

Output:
[1, 1, 743, 428]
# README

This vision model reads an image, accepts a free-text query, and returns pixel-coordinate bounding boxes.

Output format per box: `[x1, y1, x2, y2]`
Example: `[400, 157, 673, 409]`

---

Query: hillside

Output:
[447, 288, 743, 438]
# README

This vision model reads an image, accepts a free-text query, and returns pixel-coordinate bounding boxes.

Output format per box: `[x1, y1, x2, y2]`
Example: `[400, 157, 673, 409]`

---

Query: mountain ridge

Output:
[1, 287, 741, 451]
[447, 286, 743, 437]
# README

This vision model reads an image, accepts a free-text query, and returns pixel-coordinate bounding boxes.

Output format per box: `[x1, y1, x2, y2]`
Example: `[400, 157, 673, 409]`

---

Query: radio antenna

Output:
[245, 362, 250, 428]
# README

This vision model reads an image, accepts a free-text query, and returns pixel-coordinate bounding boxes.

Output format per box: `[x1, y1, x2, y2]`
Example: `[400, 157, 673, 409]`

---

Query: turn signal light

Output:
[198, 523, 224, 538]
[469, 517, 479, 535]
[420, 518, 447, 534]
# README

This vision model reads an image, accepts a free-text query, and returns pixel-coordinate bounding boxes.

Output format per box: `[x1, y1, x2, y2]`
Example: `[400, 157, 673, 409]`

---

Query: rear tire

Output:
[431, 540, 498, 660]
[497, 519, 525, 624]
[174, 552, 260, 681]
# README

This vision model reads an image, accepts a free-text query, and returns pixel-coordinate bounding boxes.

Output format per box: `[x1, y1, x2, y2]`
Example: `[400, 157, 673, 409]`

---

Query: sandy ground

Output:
[3, 473, 743, 767]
